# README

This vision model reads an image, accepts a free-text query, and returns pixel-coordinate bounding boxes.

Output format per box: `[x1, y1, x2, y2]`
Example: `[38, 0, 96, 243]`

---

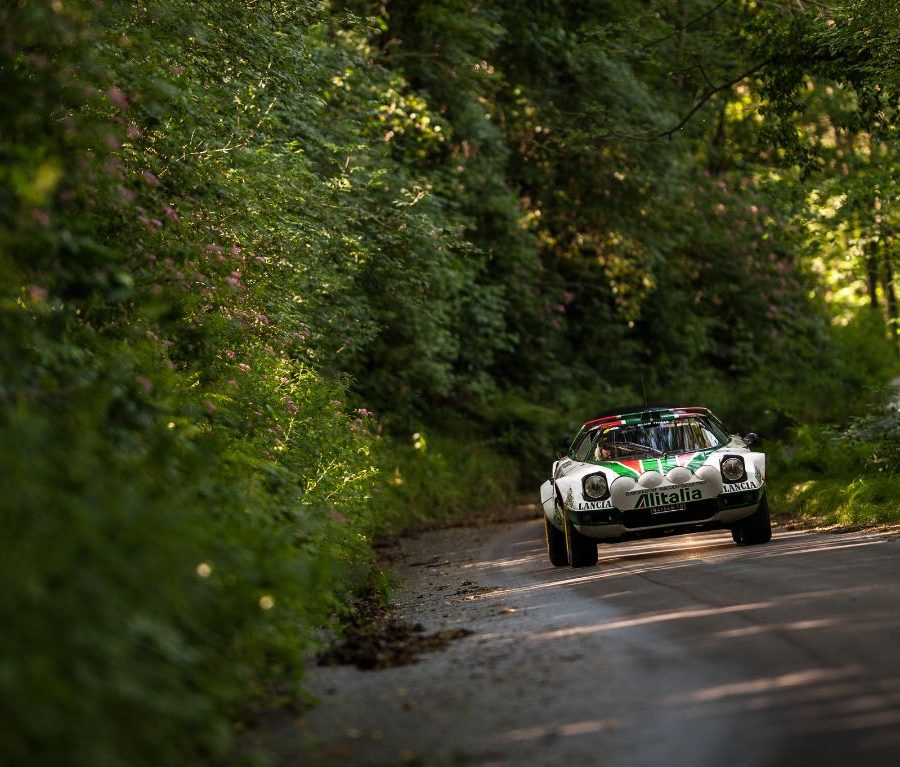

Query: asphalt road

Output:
[256, 518, 900, 766]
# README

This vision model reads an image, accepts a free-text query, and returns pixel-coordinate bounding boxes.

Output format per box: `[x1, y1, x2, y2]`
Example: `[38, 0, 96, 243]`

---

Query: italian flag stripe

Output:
[662, 455, 681, 472]
[601, 451, 711, 482]
[686, 451, 711, 472]
[604, 461, 640, 480]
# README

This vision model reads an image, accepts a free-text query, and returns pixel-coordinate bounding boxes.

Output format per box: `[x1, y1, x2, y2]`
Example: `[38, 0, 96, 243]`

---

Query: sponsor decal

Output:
[626, 481, 706, 497]
[755, 466, 762, 483]
[634, 487, 703, 508]
[723, 480, 758, 492]
[577, 500, 613, 511]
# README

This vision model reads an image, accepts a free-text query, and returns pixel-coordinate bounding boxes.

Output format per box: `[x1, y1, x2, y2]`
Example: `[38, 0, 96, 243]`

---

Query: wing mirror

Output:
[555, 438, 571, 459]
[743, 432, 759, 448]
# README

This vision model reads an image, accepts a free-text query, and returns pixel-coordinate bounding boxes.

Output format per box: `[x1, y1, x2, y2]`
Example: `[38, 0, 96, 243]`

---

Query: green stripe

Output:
[686, 451, 711, 472]
[640, 456, 684, 473]
[662, 455, 680, 472]
[640, 458, 662, 473]
[603, 461, 640, 480]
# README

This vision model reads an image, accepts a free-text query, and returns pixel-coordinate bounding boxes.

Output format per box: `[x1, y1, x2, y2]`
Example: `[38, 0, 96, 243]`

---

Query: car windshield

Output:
[574, 417, 730, 462]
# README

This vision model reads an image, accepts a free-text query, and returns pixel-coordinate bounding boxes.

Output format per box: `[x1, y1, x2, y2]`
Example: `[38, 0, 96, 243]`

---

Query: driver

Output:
[594, 440, 613, 461]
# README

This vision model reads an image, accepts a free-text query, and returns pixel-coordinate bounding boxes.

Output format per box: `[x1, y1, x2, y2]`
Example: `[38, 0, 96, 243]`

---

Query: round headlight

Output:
[721, 457, 745, 482]
[583, 474, 608, 499]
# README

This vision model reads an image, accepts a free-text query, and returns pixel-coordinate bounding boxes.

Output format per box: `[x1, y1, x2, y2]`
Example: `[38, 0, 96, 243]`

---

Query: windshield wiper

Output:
[618, 441, 664, 457]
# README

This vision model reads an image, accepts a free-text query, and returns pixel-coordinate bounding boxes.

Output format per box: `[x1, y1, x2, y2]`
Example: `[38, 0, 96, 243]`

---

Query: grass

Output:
[768, 417, 900, 529]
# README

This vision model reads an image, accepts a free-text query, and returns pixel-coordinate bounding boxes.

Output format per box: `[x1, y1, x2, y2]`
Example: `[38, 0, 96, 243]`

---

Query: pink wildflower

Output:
[28, 284, 48, 302]
[105, 157, 124, 176]
[30, 209, 51, 227]
[106, 87, 130, 110]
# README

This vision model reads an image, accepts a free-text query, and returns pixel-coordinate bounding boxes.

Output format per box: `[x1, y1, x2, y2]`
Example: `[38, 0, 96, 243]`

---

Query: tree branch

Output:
[595, 58, 772, 143]
[637, 0, 731, 52]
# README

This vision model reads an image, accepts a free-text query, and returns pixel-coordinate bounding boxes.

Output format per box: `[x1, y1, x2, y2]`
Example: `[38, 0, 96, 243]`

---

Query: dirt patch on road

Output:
[317, 591, 473, 670]
[317, 504, 536, 672]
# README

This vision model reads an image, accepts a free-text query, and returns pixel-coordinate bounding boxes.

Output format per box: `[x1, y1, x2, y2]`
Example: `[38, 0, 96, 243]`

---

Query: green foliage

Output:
[4, 0, 900, 765]
[770, 412, 900, 526]
[1, 3, 378, 765]
[373, 432, 520, 532]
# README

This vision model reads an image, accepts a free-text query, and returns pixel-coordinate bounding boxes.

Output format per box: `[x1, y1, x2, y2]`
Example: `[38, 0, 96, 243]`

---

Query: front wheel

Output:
[544, 515, 569, 567]
[732, 494, 772, 546]
[564, 510, 598, 568]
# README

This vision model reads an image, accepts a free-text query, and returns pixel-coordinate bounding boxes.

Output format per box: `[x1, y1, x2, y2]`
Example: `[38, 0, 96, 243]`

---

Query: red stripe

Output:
[582, 406, 710, 427]
[583, 416, 624, 427]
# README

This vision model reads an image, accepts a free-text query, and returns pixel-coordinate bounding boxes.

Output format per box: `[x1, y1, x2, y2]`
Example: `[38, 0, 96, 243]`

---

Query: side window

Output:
[572, 431, 595, 462]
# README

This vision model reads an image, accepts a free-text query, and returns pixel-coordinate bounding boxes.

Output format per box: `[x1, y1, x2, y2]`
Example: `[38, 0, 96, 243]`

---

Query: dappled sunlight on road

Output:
[447, 521, 900, 760]
[657, 666, 900, 749]
[289, 518, 900, 767]
[532, 601, 776, 640]
[466, 523, 892, 595]
[667, 667, 862, 704]
[445, 527, 900, 663]
[497, 718, 621, 742]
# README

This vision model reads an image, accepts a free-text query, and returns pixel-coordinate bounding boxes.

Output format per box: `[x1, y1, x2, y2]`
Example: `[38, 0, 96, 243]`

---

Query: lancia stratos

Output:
[540, 406, 771, 567]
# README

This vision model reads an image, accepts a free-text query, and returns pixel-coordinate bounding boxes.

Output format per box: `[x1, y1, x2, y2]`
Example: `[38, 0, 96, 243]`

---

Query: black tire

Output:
[544, 515, 569, 567]
[564, 509, 599, 568]
[732, 493, 772, 546]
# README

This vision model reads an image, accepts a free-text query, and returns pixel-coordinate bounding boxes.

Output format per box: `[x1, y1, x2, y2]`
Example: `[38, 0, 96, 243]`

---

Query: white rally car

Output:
[540, 406, 771, 567]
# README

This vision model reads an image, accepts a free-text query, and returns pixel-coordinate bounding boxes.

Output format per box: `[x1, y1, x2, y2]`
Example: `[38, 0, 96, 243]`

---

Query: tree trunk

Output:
[866, 242, 880, 310]
[882, 251, 899, 353]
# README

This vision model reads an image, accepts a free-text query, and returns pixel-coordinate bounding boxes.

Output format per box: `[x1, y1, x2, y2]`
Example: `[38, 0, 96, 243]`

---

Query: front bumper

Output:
[569, 489, 762, 540]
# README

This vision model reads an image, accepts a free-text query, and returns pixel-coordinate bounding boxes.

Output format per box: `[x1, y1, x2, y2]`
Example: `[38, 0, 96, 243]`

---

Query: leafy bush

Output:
[373, 431, 520, 533]
[770, 408, 900, 526]
[1, 4, 379, 765]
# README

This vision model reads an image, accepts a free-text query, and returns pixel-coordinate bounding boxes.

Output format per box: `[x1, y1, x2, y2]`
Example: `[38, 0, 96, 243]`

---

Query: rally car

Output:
[540, 405, 771, 567]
